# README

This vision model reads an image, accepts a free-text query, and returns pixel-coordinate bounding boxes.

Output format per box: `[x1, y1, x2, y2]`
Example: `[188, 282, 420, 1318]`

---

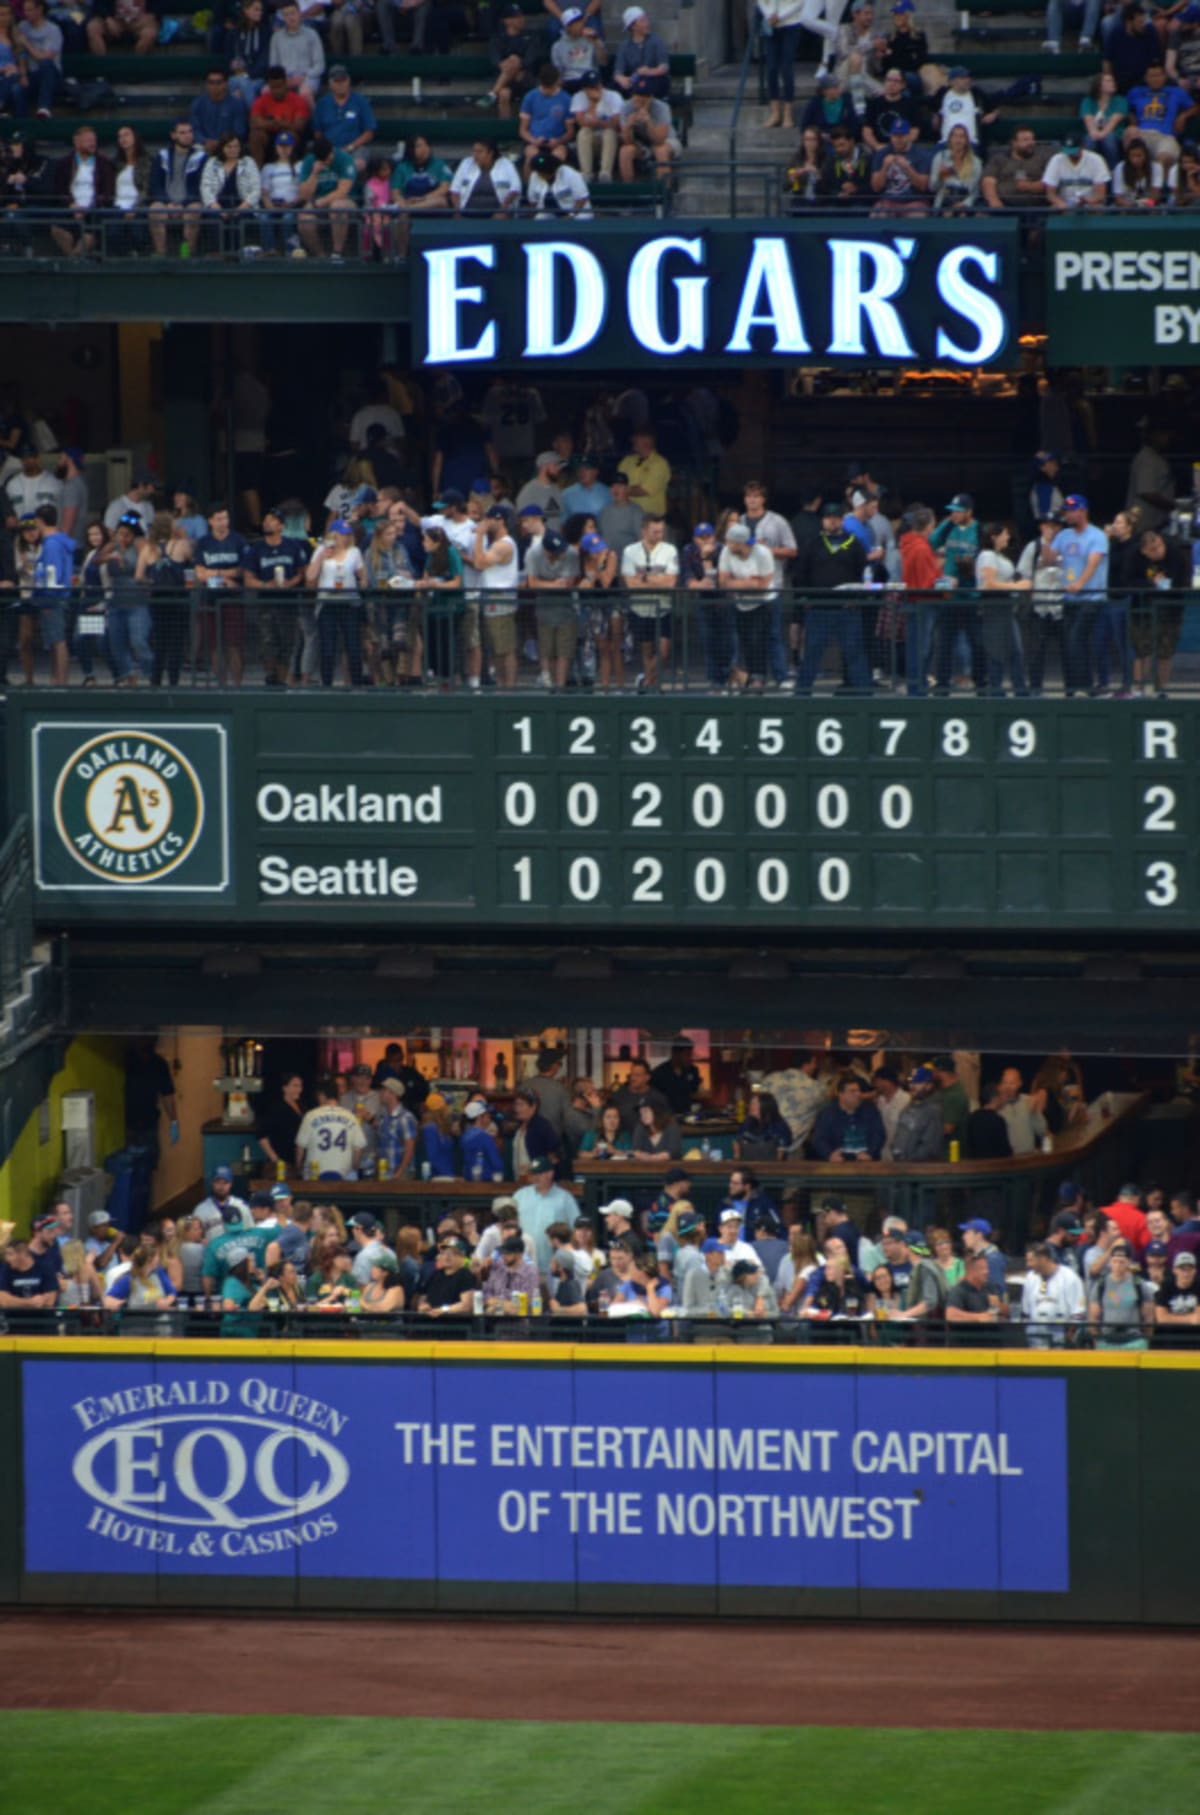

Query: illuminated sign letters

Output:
[412, 220, 1018, 370]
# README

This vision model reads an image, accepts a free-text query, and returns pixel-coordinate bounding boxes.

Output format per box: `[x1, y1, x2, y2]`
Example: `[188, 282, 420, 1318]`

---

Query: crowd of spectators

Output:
[2, 381, 1193, 693]
[773, 0, 1200, 213]
[5, 1068, 1196, 1342]
[0, 5, 685, 253]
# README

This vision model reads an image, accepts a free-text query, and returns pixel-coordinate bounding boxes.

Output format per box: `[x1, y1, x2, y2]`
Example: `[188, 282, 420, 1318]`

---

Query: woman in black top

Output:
[259, 1072, 306, 1176]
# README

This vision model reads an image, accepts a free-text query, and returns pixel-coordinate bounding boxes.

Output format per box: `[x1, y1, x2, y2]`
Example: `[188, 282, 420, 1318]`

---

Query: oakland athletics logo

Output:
[53, 729, 206, 883]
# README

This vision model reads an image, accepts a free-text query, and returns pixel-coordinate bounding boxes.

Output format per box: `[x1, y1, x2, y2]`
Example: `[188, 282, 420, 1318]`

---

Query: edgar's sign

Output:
[31, 720, 231, 895]
[413, 221, 1019, 370]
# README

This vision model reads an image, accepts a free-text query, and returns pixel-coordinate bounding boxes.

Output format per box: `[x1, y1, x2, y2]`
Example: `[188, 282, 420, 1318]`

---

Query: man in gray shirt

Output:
[268, 0, 325, 97]
[598, 472, 643, 555]
[55, 448, 89, 543]
[526, 527, 580, 687]
[889, 1066, 946, 1163]
[515, 449, 565, 524]
[530, 1048, 571, 1140]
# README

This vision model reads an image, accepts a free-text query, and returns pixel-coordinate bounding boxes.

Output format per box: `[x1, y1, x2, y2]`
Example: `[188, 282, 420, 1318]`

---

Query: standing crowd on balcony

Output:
[0, 368, 1194, 693]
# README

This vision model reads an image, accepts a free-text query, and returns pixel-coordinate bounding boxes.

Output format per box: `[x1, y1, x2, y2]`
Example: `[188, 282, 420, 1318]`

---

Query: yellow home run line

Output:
[3, 1338, 1199, 1370]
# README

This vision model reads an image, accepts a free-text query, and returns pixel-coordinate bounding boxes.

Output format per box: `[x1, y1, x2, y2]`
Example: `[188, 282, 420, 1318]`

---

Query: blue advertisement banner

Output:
[21, 1358, 1068, 1594]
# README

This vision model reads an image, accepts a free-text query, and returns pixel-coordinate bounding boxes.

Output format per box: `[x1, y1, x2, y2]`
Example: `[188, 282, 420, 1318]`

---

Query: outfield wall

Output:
[1, 1341, 1195, 1623]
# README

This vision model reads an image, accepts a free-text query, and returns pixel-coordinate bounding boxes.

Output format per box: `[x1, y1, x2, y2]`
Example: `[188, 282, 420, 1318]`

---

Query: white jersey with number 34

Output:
[296, 1105, 366, 1178]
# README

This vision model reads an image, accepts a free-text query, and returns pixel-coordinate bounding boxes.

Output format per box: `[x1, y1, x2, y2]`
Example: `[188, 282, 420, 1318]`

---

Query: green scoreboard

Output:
[6, 695, 1197, 929]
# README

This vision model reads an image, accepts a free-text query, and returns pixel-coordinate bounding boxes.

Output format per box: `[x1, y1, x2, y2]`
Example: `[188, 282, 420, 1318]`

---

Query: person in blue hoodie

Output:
[31, 504, 74, 685]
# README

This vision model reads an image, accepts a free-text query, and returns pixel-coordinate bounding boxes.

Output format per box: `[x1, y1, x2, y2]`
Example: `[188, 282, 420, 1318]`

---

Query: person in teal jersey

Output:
[201, 1194, 278, 1297]
[930, 491, 979, 578]
[218, 1247, 263, 1337]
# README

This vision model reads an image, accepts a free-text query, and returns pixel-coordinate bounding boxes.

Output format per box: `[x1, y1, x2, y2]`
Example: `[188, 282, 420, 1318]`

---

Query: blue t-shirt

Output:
[189, 92, 249, 145]
[561, 480, 612, 519]
[1054, 523, 1108, 595]
[522, 86, 572, 140]
[421, 1123, 456, 1176]
[193, 530, 249, 586]
[0, 1250, 59, 1298]
[1127, 83, 1193, 135]
[244, 535, 308, 585]
[313, 88, 378, 148]
[841, 515, 873, 551]
[33, 530, 76, 598]
[461, 1125, 504, 1179]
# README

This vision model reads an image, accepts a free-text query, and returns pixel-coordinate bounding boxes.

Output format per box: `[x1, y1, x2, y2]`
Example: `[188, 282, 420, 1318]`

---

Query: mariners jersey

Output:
[295, 1104, 366, 1178]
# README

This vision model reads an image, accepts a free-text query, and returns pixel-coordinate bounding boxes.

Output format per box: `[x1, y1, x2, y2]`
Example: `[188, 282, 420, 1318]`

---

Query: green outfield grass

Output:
[0, 1713, 1191, 1813]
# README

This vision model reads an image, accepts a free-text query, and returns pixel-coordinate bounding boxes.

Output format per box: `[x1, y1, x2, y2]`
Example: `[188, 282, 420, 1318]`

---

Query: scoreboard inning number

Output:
[494, 707, 1189, 919]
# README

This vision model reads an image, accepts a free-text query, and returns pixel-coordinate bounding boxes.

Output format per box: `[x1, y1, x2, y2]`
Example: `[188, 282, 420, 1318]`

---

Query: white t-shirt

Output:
[1112, 159, 1174, 200]
[6, 469, 63, 518]
[296, 1104, 366, 1178]
[718, 541, 775, 608]
[349, 402, 405, 446]
[103, 492, 152, 533]
[975, 549, 1016, 587]
[570, 86, 623, 125]
[1042, 149, 1109, 205]
[939, 87, 982, 143]
[115, 165, 140, 212]
[71, 157, 96, 208]
[528, 165, 593, 218]
[743, 507, 794, 592]
[481, 535, 519, 611]
[620, 539, 678, 615]
[315, 545, 364, 595]
[262, 162, 300, 204]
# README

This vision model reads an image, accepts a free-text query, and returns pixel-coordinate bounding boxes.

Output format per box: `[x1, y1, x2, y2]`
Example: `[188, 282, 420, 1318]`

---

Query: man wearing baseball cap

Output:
[1053, 492, 1108, 696]
[516, 450, 565, 524]
[1154, 1250, 1200, 1344]
[730, 1256, 778, 1319]
[201, 1190, 281, 1298]
[600, 1197, 639, 1253]
[682, 1236, 734, 1315]
[193, 1164, 250, 1236]
[716, 1206, 758, 1267]
[889, 1066, 946, 1163]
[1047, 1208, 1085, 1274]
[1042, 134, 1109, 209]
[569, 70, 624, 180]
[526, 522, 581, 688]
[552, 7, 604, 91]
[959, 1219, 1008, 1296]
[933, 64, 998, 147]
[931, 492, 978, 580]
[562, 451, 612, 519]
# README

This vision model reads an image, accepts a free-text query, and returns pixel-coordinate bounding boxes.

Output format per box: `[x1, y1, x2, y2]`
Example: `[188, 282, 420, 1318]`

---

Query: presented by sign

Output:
[1047, 218, 1200, 365]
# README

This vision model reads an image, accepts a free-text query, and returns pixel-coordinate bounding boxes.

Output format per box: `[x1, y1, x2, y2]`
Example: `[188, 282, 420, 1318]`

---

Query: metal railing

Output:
[0, 1304, 1176, 1351]
[727, 15, 763, 213]
[0, 817, 34, 1010]
[0, 192, 672, 266]
[9, 585, 1198, 696]
[0, 191, 1194, 260]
